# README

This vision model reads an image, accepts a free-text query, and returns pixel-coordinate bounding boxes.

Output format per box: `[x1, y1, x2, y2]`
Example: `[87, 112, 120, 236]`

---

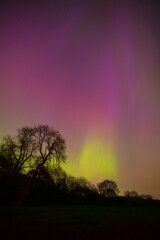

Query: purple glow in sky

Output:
[0, 0, 160, 198]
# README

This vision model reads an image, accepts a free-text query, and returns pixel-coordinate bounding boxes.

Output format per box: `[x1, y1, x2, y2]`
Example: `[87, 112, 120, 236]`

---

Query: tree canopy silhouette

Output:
[0, 125, 66, 205]
[97, 179, 119, 197]
[124, 190, 139, 198]
[0, 127, 35, 200]
[0, 127, 35, 178]
[18, 125, 66, 205]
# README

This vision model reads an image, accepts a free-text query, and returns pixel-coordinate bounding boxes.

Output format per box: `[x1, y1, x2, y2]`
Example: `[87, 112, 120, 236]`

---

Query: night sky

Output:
[1, 0, 160, 198]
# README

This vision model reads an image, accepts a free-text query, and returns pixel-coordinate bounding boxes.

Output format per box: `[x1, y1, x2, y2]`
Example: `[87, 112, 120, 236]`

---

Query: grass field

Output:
[0, 205, 159, 239]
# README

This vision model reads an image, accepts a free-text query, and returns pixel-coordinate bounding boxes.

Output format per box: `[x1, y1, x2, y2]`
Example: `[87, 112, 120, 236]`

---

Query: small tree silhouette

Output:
[97, 179, 119, 197]
[124, 190, 139, 198]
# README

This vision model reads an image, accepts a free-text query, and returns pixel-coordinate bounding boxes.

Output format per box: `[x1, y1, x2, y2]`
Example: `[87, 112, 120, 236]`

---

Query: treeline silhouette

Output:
[0, 125, 159, 207]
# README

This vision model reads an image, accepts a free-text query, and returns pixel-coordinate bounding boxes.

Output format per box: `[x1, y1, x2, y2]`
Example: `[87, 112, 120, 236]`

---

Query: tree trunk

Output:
[17, 167, 39, 206]
[17, 185, 29, 206]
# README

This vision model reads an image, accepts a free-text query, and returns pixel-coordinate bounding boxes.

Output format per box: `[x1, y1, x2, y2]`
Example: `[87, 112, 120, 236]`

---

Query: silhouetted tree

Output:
[124, 190, 139, 198]
[17, 124, 66, 205]
[141, 194, 153, 200]
[0, 154, 12, 180]
[0, 127, 35, 200]
[97, 179, 119, 197]
[0, 127, 35, 177]
[51, 166, 68, 184]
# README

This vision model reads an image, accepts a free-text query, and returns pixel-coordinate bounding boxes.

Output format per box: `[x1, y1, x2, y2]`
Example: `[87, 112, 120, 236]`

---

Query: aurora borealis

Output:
[0, 0, 160, 198]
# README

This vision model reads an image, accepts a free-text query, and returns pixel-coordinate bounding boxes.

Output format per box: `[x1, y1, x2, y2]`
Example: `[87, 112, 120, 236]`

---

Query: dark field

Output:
[0, 205, 159, 240]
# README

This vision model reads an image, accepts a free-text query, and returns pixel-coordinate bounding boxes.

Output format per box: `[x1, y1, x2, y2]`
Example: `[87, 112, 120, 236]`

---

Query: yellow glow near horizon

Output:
[79, 139, 117, 182]
[64, 138, 117, 183]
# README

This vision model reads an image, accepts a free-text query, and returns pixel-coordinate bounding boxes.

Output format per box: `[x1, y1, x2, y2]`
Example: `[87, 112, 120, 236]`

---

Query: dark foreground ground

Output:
[0, 205, 159, 240]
